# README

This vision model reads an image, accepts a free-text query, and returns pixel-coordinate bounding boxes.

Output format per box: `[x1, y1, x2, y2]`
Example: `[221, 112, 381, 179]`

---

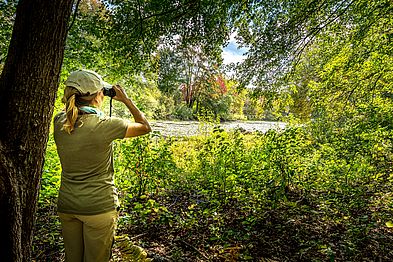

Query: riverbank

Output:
[150, 120, 287, 137]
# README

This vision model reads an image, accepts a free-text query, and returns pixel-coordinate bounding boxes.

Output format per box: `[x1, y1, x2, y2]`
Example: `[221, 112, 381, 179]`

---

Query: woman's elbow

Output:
[125, 123, 152, 138]
[145, 124, 152, 134]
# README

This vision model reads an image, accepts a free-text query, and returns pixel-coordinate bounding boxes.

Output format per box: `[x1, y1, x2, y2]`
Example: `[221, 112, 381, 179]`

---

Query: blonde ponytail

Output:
[62, 87, 81, 134]
[63, 94, 79, 134]
[61, 87, 99, 134]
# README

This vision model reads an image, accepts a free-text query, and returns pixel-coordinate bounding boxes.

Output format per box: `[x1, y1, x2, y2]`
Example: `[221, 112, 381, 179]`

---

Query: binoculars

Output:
[103, 86, 116, 97]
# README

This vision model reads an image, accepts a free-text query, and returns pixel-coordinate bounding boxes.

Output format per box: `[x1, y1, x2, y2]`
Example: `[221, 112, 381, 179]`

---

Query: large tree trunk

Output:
[0, 0, 73, 261]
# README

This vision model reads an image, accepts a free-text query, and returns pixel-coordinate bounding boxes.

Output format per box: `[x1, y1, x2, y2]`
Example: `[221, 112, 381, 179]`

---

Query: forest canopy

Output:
[1, 0, 391, 121]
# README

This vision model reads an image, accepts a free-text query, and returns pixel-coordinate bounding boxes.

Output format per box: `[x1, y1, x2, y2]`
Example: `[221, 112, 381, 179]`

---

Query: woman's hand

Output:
[112, 85, 152, 137]
[112, 85, 129, 103]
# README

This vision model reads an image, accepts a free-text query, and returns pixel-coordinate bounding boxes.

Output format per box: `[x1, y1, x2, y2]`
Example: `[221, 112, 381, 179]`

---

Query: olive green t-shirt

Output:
[54, 112, 128, 215]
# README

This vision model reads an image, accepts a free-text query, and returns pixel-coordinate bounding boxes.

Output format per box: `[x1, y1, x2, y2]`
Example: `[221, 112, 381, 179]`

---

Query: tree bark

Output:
[0, 0, 73, 261]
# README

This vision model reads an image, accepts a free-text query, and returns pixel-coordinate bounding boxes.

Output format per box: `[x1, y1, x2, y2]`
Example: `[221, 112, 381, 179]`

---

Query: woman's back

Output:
[54, 112, 127, 215]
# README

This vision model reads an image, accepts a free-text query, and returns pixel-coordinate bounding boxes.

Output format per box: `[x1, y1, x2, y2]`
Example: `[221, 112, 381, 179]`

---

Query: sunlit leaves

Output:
[234, 0, 392, 92]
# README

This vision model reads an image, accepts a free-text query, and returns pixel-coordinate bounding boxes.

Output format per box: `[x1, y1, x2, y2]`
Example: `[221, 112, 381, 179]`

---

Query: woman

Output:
[53, 69, 151, 262]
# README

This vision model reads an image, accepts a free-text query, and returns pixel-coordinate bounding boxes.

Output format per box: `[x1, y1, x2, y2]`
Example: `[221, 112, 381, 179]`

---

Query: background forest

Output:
[1, 0, 392, 261]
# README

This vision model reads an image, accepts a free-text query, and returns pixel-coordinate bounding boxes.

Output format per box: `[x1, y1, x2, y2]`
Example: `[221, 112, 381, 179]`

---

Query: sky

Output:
[222, 33, 248, 65]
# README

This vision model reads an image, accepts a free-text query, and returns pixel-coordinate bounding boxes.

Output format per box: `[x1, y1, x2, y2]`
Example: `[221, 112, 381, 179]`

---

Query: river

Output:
[149, 120, 286, 137]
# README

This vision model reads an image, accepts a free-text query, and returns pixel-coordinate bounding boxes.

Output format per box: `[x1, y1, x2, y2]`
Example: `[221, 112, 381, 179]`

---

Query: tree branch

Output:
[67, 0, 81, 33]
[288, 0, 355, 78]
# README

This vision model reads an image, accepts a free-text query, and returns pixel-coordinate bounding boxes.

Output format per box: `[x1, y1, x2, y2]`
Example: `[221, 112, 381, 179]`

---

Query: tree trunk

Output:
[0, 0, 73, 261]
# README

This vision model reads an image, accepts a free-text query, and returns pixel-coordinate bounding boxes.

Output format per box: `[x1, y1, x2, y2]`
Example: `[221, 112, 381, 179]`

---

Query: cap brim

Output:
[102, 81, 112, 88]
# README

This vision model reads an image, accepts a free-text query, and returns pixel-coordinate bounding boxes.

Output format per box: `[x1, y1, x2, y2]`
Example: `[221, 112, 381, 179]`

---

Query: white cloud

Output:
[222, 49, 246, 64]
[222, 32, 248, 65]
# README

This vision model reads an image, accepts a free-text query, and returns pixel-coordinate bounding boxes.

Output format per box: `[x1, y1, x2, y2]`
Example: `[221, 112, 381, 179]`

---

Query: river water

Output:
[150, 121, 286, 137]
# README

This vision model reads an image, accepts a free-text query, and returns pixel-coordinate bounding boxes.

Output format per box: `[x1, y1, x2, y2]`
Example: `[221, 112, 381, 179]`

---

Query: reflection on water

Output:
[150, 121, 286, 137]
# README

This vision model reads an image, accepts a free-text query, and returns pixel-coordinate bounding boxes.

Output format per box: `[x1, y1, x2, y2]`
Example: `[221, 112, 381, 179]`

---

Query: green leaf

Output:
[386, 221, 393, 228]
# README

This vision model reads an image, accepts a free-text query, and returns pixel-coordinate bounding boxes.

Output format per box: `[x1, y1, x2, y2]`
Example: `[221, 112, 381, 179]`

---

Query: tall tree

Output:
[163, 44, 219, 109]
[0, 0, 74, 261]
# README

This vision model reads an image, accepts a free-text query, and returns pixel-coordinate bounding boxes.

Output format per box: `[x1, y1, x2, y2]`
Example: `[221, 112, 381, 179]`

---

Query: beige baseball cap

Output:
[64, 69, 112, 95]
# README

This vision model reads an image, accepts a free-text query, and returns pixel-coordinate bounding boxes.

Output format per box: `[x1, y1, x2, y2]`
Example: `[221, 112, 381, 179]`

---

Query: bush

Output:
[174, 103, 194, 120]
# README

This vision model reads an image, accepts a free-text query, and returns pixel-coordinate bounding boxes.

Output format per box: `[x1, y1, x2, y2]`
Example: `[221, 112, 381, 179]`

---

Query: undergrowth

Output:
[33, 123, 393, 261]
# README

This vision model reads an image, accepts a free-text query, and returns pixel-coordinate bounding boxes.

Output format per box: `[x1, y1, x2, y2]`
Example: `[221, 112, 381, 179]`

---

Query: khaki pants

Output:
[58, 210, 118, 262]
